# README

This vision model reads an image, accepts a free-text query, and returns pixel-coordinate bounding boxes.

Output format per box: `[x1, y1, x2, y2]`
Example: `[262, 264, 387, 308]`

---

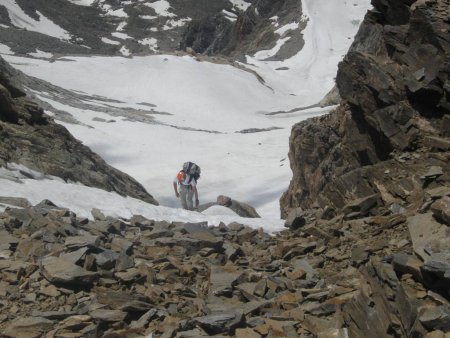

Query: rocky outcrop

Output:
[0, 56, 158, 205]
[281, 0, 450, 218]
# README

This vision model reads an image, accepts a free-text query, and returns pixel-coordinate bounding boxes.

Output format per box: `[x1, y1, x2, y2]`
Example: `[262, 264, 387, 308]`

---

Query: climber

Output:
[173, 162, 200, 210]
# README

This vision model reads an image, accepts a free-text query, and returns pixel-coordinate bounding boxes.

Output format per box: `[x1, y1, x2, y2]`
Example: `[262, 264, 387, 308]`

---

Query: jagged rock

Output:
[280, 0, 450, 218]
[110, 237, 133, 253]
[65, 234, 100, 249]
[235, 328, 261, 338]
[408, 213, 448, 260]
[421, 166, 444, 181]
[129, 309, 158, 329]
[40, 256, 98, 285]
[3, 317, 53, 338]
[419, 306, 450, 332]
[430, 197, 450, 225]
[94, 288, 152, 312]
[284, 207, 306, 229]
[427, 186, 450, 200]
[342, 194, 382, 219]
[31, 310, 76, 320]
[442, 116, 450, 137]
[392, 253, 424, 282]
[93, 249, 119, 270]
[89, 309, 127, 322]
[115, 251, 135, 271]
[422, 253, 450, 294]
[193, 312, 245, 335]
[351, 246, 369, 266]
[425, 137, 450, 151]
[0, 83, 19, 123]
[426, 331, 450, 338]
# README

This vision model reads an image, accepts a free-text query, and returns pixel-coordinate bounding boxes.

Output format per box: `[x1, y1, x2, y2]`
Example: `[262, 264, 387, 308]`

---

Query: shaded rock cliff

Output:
[0, 57, 158, 205]
[281, 0, 450, 218]
[180, 0, 305, 60]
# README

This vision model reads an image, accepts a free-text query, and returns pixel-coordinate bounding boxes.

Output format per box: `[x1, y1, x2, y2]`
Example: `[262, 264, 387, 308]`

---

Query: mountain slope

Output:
[0, 56, 158, 206]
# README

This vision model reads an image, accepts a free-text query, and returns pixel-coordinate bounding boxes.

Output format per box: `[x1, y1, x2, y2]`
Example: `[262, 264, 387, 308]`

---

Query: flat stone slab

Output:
[40, 256, 98, 285]
[0, 231, 19, 246]
[3, 317, 54, 338]
[407, 213, 448, 260]
[90, 309, 127, 322]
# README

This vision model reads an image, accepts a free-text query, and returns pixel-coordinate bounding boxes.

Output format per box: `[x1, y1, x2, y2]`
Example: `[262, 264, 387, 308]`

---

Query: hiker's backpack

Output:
[182, 162, 201, 182]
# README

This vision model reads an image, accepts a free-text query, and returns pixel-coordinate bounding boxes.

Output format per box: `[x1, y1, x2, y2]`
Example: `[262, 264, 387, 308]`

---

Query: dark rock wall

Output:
[180, 0, 304, 58]
[280, 0, 450, 218]
[0, 57, 158, 206]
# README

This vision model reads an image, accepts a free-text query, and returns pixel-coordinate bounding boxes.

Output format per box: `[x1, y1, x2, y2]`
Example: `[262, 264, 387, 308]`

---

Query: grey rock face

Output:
[180, 0, 305, 60]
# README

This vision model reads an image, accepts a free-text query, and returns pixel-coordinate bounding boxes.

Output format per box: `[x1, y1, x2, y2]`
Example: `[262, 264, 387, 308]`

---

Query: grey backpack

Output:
[182, 162, 201, 182]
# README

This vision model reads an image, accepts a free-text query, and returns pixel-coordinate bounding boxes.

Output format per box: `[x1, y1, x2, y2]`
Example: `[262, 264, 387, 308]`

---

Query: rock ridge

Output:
[280, 0, 450, 218]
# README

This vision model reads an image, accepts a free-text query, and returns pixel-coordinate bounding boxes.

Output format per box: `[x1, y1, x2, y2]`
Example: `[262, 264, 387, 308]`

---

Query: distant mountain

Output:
[0, 0, 305, 60]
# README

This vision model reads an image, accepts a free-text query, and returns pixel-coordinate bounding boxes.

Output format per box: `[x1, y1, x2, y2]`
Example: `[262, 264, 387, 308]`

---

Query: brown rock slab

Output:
[40, 257, 98, 285]
[407, 213, 448, 260]
[193, 312, 245, 335]
[431, 197, 450, 226]
[235, 328, 261, 338]
[284, 208, 306, 229]
[89, 309, 127, 322]
[65, 234, 100, 249]
[392, 253, 424, 282]
[425, 136, 450, 151]
[3, 317, 54, 338]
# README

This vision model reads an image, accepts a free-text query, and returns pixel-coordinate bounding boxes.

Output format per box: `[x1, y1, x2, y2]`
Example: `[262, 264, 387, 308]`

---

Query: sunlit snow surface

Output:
[0, 165, 284, 233]
[0, 0, 371, 229]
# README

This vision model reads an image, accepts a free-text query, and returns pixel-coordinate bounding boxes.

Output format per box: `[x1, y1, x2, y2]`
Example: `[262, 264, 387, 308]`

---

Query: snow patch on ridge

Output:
[102, 37, 121, 45]
[67, 0, 96, 6]
[2, 0, 72, 40]
[229, 0, 251, 11]
[144, 0, 176, 18]
[139, 38, 158, 52]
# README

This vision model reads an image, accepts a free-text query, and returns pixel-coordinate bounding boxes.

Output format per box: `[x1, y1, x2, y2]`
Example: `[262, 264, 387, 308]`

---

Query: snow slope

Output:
[0, 164, 284, 233]
[0, 0, 371, 228]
